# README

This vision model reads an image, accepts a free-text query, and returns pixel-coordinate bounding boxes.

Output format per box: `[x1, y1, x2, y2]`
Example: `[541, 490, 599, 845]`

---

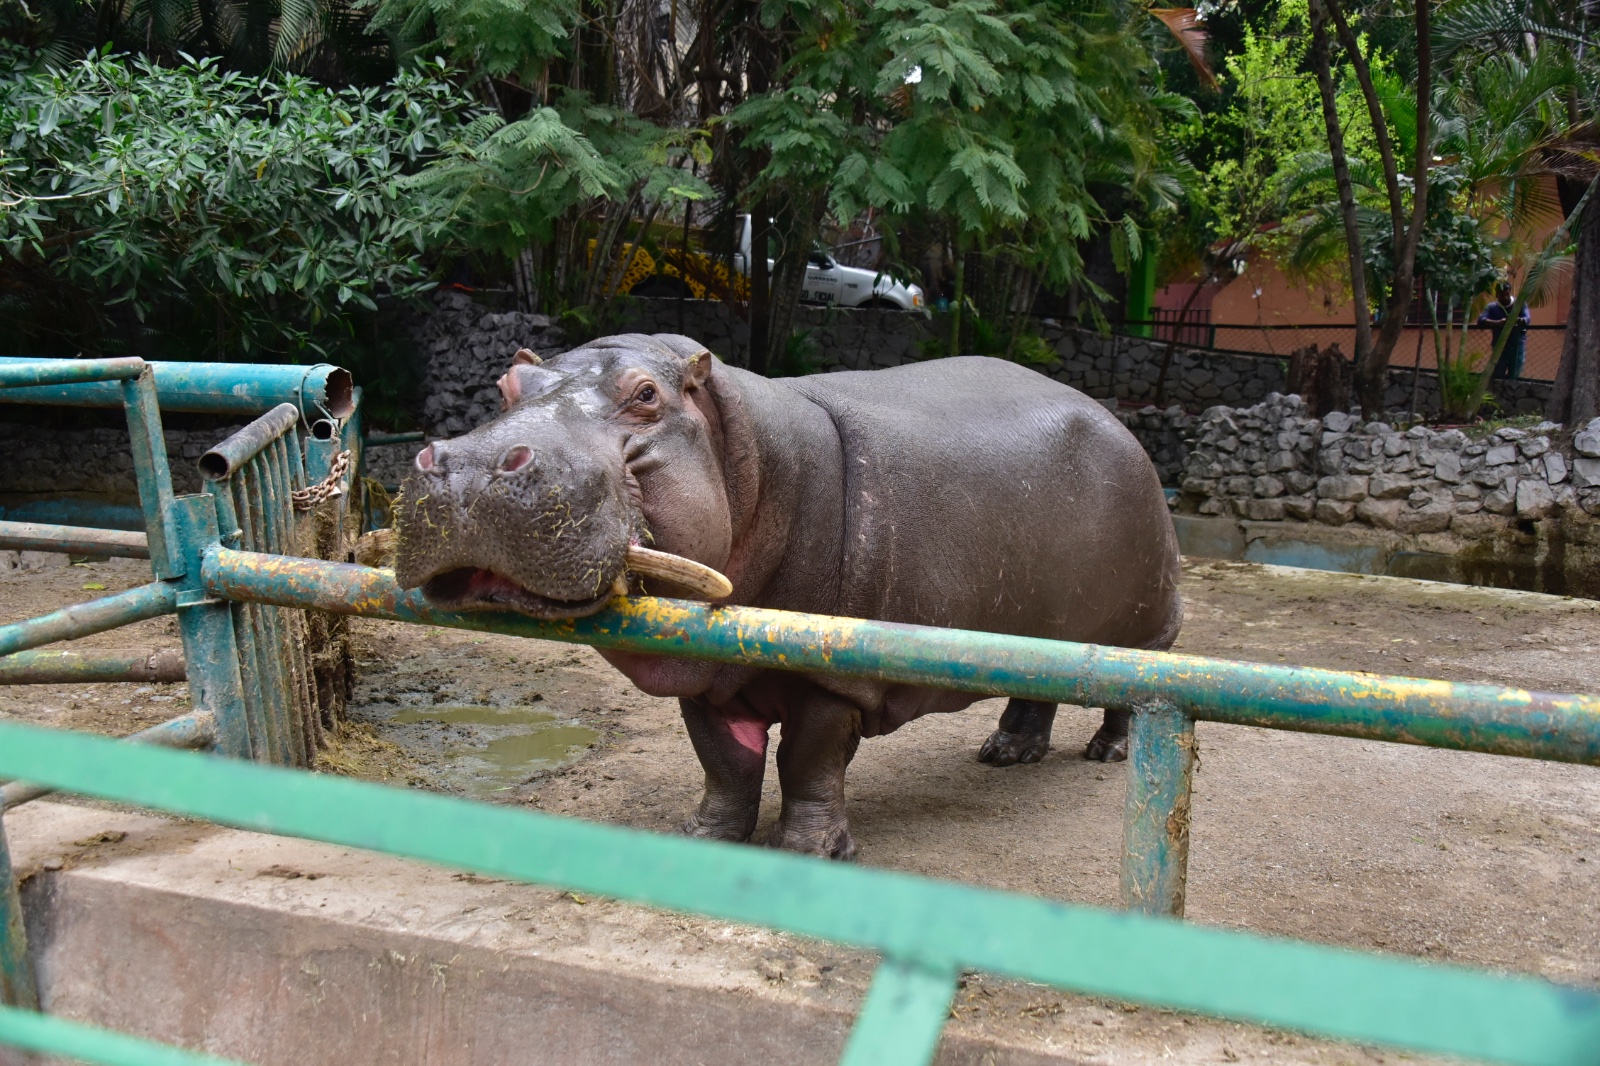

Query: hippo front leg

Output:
[768, 692, 862, 860]
[680, 697, 769, 842]
[979, 698, 1057, 766]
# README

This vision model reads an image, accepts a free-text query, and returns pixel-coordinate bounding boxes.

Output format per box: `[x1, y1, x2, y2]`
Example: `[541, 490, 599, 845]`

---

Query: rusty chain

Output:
[292, 449, 352, 511]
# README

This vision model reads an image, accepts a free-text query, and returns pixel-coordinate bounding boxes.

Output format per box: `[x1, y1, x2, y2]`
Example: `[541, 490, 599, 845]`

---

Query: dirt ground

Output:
[3, 555, 1598, 1062]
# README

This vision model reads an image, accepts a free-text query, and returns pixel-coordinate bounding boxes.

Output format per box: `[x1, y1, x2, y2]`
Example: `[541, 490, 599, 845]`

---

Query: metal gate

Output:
[0, 356, 1597, 1066]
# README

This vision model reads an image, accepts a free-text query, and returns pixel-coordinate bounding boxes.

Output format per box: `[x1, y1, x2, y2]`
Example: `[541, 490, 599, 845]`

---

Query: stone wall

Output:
[1174, 397, 1600, 531]
[0, 416, 245, 498]
[0, 291, 1561, 502]
[607, 298, 1552, 418]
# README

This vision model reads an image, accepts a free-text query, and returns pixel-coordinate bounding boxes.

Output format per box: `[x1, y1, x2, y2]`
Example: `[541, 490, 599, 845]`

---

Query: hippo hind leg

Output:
[979, 699, 1056, 766]
[1086, 614, 1180, 762]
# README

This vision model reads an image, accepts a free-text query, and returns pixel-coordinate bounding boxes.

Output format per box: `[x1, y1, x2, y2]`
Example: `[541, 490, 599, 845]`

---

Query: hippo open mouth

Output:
[410, 548, 733, 620]
[419, 567, 623, 619]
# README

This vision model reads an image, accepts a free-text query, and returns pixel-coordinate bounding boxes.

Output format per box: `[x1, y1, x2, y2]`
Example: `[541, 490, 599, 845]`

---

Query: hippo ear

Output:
[512, 348, 542, 367]
[683, 349, 713, 391]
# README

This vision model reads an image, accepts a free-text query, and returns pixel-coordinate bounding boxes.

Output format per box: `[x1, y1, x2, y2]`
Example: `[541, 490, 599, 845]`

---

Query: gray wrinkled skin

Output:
[395, 333, 1182, 859]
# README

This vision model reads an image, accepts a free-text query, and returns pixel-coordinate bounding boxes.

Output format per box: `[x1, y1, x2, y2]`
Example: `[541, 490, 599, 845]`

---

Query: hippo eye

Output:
[637, 384, 657, 404]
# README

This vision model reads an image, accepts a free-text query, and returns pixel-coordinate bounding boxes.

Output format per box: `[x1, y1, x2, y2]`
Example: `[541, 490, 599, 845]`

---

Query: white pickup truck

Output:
[733, 215, 926, 312]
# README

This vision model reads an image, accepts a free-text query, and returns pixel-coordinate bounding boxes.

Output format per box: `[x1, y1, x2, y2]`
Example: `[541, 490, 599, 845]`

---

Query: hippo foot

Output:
[978, 729, 1050, 767]
[766, 812, 857, 861]
[682, 805, 758, 843]
[1084, 727, 1128, 762]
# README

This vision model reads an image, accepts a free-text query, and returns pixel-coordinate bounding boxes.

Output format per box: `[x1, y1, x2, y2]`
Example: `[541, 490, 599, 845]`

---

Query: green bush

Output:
[0, 49, 484, 363]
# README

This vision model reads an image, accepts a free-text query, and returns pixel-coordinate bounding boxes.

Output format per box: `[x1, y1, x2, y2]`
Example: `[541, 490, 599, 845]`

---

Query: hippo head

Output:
[393, 334, 735, 619]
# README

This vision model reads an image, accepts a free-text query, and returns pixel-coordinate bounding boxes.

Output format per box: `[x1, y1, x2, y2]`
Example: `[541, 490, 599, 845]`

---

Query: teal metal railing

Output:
[0, 355, 1598, 1066]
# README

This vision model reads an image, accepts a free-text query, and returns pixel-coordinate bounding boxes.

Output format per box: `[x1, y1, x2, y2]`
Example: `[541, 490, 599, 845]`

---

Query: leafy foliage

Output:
[0, 49, 484, 360]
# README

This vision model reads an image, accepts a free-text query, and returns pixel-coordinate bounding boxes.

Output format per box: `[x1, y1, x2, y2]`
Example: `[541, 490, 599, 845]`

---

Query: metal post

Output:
[0, 816, 37, 1010]
[167, 497, 253, 761]
[121, 369, 179, 580]
[1120, 700, 1196, 918]
[0, 649, 184, 685]
[0, 583, 178, 658]
[840, 959, 958, 1066]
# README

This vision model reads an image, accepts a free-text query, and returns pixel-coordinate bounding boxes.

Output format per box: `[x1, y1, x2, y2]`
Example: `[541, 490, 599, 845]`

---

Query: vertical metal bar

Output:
[207, 483, 266, 761]
[839, 959, 958, 1066]
[263, 441, 310, 765]
[169, 496, 252, 761]
[120, 368, 179, 579]
[1120, 699, 1196, 918]
[0, 816, 38, 1010]
[239, 465, 292, 765]
[280, 431, 323, 759]
[230, 477, 282, 764]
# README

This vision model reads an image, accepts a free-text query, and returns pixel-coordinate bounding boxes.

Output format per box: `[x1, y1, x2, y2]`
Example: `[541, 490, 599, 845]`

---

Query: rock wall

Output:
[1174, 397, 1600, 533]
[0, 417, 244, 498]
[415, 290, 572, 438]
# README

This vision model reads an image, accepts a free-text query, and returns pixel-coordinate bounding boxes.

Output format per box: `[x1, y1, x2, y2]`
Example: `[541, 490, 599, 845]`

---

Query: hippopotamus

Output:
[394, 334, 1182, 858]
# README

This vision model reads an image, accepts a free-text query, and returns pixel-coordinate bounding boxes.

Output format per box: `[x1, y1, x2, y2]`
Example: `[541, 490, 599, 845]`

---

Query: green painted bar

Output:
[207, 484, 267, 760]
[168, 498, 253, 761]
[0, 818, 37, 1010]
[0, 582, 178, 658]
[0, 723, 1596, 1066]
[122, 371, 180, 580]
[1120, 701, 1196, 917]
[260, 444, 308, 765]
[0, 648, 183, 685]
[1, 711, 216, 810]
[0, 357, 145, 388]
[364, 430, 424, 447]
[839, 960, 959, 1066]
[0, 498, 146, 532]
[201, 550, 1600, 766]
[0, 358, 354, 419]
[237, 467, 290, 764]
[0, 1004, 245, 1066]
[0, 520, 150, 559]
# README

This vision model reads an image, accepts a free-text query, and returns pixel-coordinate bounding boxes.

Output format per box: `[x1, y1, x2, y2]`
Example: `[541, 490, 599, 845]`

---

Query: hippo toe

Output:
[978, 729, 1051, 766]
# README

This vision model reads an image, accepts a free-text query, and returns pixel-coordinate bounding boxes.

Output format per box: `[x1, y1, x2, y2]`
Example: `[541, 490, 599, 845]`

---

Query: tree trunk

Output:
[1548, 185, 1600, 426]
[947, 236, 967, 359]
[765, 194, 823, 372]
[748, 198, 773, 375]
[1308, 0, 1374, 414]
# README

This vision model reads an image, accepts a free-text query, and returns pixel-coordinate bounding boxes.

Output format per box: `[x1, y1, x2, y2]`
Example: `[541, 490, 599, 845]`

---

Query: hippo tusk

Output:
[624, 546, 733, 601]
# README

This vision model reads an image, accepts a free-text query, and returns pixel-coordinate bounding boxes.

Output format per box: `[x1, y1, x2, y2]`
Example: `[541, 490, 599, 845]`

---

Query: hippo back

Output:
[785, 356, 1180, 652]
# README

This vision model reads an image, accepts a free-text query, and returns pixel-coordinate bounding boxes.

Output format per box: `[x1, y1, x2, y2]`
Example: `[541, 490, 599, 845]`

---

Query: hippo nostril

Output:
[416, 442, 444, 473]
[498, 445, 535, 475]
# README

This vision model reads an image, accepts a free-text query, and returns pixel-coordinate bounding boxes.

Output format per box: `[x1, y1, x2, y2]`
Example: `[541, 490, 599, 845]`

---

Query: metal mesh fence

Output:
[1145, 315, 1566, 383]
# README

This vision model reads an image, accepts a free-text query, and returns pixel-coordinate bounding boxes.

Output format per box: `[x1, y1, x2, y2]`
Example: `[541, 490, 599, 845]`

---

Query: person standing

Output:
[1477, 283, 1531, 380]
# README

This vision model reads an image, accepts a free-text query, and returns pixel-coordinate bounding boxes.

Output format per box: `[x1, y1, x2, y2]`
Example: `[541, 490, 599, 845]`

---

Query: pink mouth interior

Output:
[465, 570, 529, 601]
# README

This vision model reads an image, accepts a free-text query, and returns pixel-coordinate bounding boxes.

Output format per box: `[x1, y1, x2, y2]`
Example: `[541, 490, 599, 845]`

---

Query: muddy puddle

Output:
[374, 703, 599, 799]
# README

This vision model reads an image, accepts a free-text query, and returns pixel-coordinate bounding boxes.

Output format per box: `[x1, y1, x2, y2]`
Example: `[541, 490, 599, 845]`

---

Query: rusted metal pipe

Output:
[0, 520, 150, 559]
[0, 711, 215, 810]
[0, 582, 178, 658]
[201, 548, 1600, 766]
[1121, 700, 1196, 917]
[0, 359, 354, 419]
[0, 649, 184, 685]
[198, 404, 300, 480]
[0, 357, 145, 389]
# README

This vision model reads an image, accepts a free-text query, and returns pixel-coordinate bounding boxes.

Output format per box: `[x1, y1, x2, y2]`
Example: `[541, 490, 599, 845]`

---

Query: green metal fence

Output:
[1, 355, 1598, 1066]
